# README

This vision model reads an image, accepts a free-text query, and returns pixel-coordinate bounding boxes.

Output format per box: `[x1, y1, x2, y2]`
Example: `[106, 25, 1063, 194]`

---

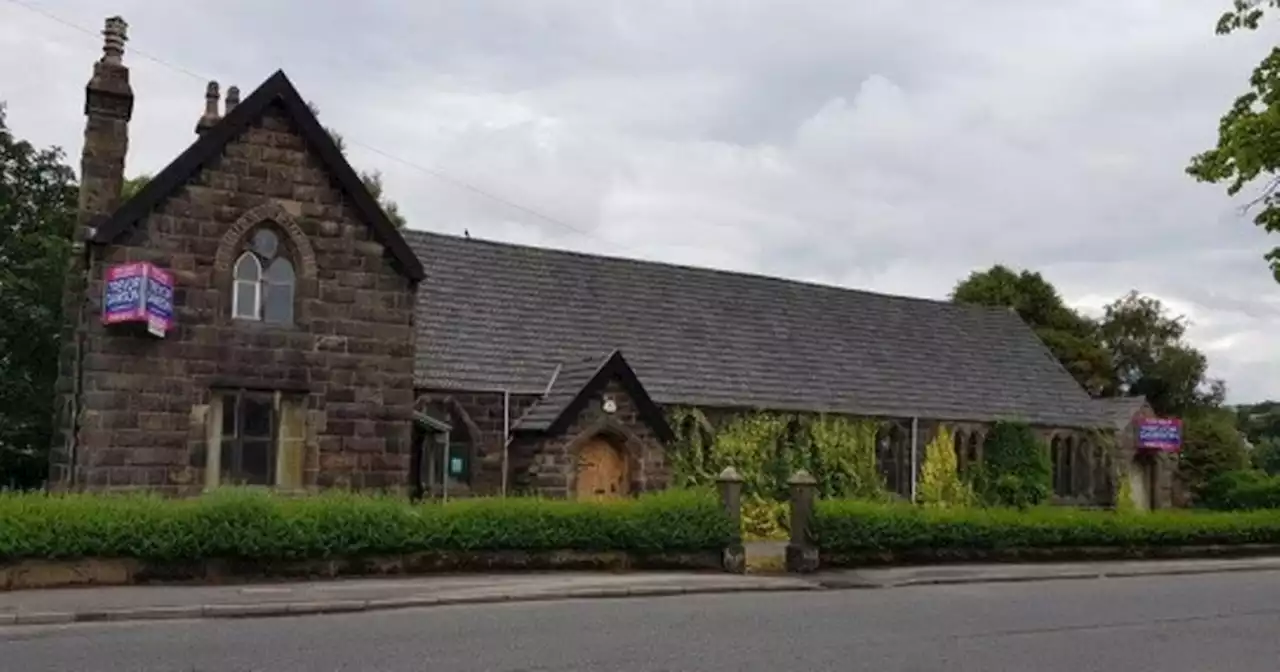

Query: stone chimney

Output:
[79, 15, 133, 231]
[195, 81, 221, 134]
[224, 85, 241, 114]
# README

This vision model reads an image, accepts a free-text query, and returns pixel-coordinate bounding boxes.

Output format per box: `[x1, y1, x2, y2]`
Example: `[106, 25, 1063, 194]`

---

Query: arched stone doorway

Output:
[575, 435, 629, 501]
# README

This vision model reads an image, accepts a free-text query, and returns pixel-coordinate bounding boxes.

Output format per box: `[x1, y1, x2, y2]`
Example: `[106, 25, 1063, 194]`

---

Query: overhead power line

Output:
[2, 0, 601, 240]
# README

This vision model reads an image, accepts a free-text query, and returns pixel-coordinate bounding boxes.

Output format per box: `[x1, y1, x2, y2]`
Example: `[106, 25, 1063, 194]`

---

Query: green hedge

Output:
[0, 489, 733, 563]
[813, 500, 1280, 562]
[1199, 470, 1280, 511]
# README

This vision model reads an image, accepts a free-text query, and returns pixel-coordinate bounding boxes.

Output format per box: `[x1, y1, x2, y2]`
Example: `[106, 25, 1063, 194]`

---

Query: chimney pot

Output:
[225, 86, 241, 114]
[196, 81, 221, 134]
[102, 16, 128, 65]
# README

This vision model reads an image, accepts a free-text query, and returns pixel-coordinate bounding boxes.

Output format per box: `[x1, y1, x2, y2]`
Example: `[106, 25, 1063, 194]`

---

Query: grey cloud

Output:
[4, 0, 1280, 401]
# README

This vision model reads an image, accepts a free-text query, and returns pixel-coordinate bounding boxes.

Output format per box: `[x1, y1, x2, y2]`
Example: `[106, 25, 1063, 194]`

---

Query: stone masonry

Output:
[50, 24, 416, 492]
[414, 390, 540, 495]
[511, 379, 670, 498]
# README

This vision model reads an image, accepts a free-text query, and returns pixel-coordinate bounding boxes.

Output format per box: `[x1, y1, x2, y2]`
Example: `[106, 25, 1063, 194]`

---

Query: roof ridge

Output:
[404, 229, 1005, 315]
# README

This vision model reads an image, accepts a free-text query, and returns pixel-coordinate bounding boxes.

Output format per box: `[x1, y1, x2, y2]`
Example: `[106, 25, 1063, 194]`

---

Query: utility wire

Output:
[2, 0, 603, 240]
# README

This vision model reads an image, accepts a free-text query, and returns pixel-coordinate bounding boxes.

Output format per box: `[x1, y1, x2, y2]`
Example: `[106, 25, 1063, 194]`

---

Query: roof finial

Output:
[224, 85, 240, 114]
[102, 16, 128, 65]
[195, 81, 221, 134]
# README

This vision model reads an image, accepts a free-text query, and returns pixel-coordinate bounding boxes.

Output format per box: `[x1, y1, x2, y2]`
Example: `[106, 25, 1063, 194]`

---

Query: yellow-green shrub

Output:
[742, 495, 789, 541]
[917, 426, 975, 508]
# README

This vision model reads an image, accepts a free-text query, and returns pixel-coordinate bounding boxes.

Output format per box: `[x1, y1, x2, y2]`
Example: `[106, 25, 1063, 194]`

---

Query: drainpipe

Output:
[67, 229, 96, 488]
[442, 429, 450, 503]
[500, 389, 510, 497]
[909, 416, 919, 502]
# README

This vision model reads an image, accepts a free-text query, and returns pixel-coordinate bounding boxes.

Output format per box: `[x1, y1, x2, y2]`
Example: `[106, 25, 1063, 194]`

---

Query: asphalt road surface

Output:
[5, 570, 1280, 671]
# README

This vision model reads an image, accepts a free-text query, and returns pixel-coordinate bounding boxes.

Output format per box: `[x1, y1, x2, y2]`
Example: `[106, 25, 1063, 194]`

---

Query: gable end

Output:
[90, 69, 424, 282]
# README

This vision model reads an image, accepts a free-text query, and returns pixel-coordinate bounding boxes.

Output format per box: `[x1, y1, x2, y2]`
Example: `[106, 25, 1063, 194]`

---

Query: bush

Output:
[667, 408, 886, 502]
[917, 426, 975, 508]
[1252, 437, 1280, 476]
[0, 489, 733, 563]
[1199, 470, 1280, 511]
[1179, 407, 1249, 500]
[972, 421, 1051, 508]
[813, 499, 1280, 562]
[741, 495, 789, 541]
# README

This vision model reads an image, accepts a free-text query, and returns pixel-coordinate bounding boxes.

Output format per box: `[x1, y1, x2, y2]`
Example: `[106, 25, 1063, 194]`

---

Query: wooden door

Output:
[576, 438, 628, 501]
[1128, 459, 1152, 511]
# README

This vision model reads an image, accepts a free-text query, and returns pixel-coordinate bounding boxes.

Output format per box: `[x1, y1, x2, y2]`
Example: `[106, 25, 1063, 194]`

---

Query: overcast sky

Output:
[3, 1, 1280, 402]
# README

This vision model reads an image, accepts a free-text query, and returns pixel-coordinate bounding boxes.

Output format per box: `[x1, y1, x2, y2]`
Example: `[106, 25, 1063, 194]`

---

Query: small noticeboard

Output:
[1137, 418, 1182, 452]
[102, 262, 174, 337]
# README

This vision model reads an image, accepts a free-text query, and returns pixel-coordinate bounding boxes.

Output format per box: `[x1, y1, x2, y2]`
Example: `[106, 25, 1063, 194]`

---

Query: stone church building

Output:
[51, 17, 1169, 508]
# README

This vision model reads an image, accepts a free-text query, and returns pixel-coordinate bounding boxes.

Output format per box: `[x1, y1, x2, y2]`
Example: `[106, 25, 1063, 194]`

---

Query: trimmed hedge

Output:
[0, 489, 733, 563]
[813, 499, 1280, 563]
[1199, 470, 1280, 511]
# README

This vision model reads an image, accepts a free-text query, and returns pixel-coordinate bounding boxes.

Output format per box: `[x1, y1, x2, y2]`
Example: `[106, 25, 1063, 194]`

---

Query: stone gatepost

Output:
[717, 466, 745, 573]
[785, 469, 820, 573]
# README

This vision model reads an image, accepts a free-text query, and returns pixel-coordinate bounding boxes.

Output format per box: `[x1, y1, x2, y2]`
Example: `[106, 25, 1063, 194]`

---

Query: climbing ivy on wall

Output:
[808, 415, 883, 501]
[918, 425, 975, 508]
[1086, 428, 1131, 512]
[666, 406, 715, 487]
[972, 420, 1053, 509]
[666, 407, 885, 501]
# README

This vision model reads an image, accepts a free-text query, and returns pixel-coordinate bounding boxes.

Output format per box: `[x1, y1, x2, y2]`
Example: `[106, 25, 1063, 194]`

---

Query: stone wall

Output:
[52, 101, 417, 493]
[513, 380, 670, 498]
[413, 389, 540, 495]
[1113, 402, 1176, 509]
[413, 389, 1112, 504]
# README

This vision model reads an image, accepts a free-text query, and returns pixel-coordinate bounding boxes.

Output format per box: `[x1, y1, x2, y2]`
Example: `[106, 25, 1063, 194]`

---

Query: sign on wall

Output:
[1137, 418, 1182, 452]
[102, 262, 174, 337]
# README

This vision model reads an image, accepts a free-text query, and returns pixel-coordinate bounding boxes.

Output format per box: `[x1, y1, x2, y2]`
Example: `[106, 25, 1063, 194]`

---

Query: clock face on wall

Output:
[602, 397, 617, 414]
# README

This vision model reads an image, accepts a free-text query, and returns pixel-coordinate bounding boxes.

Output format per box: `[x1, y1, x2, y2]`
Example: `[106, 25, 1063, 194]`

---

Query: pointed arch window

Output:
[232, 227, 295, 324]
[1051, 436, 1078, 498]
[876, 423, 910, 499]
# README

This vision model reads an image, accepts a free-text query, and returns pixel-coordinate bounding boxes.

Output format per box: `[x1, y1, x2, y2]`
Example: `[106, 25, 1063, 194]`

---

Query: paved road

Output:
[5, 570, 1280, 671]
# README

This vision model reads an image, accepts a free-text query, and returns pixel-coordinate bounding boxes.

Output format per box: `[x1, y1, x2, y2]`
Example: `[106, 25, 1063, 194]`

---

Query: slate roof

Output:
[407, 231, 1108, 429]
[515, 352, 614, 432]
[513, 350, 674, 441]
[92, 70, 424, 281]
[1094, 397, 1150, 430]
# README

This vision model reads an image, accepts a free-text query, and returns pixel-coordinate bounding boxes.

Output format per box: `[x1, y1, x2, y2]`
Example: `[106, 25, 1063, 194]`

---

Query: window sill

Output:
[229, 318, 299, 333]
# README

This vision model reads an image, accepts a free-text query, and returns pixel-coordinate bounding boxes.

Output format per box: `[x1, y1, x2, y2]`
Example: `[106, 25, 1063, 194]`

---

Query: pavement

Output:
[6, 569, 1280, 670]
[812, 555, 1280, 588]
[0, 572, 819, 626]
[4, 555, 1280, 627]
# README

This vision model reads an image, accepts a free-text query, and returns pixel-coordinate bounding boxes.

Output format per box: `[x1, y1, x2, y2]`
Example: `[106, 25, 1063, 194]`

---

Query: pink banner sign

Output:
[1137, 417, 1182, 452]
[102, 262, 174, 337]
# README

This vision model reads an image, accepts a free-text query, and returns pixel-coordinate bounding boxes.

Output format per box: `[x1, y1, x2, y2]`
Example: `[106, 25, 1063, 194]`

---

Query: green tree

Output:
[0, 103, 77, 489]
[1235, 400, 1280, 445]
[120, 174, 150, 201]
[951, 265, 1117, 395]
[306, 101, 407, 229]
[1179, 406, 1250, 500]
[1187, 2, 1280, 279]
[1098, 292, 1225, 416]
[1251, 435, 1280, 475]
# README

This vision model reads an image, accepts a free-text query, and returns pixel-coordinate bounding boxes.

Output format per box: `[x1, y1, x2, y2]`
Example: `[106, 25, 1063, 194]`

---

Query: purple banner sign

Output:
[102, 262, 174, 337]
[1137, 417, 1182, 452]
